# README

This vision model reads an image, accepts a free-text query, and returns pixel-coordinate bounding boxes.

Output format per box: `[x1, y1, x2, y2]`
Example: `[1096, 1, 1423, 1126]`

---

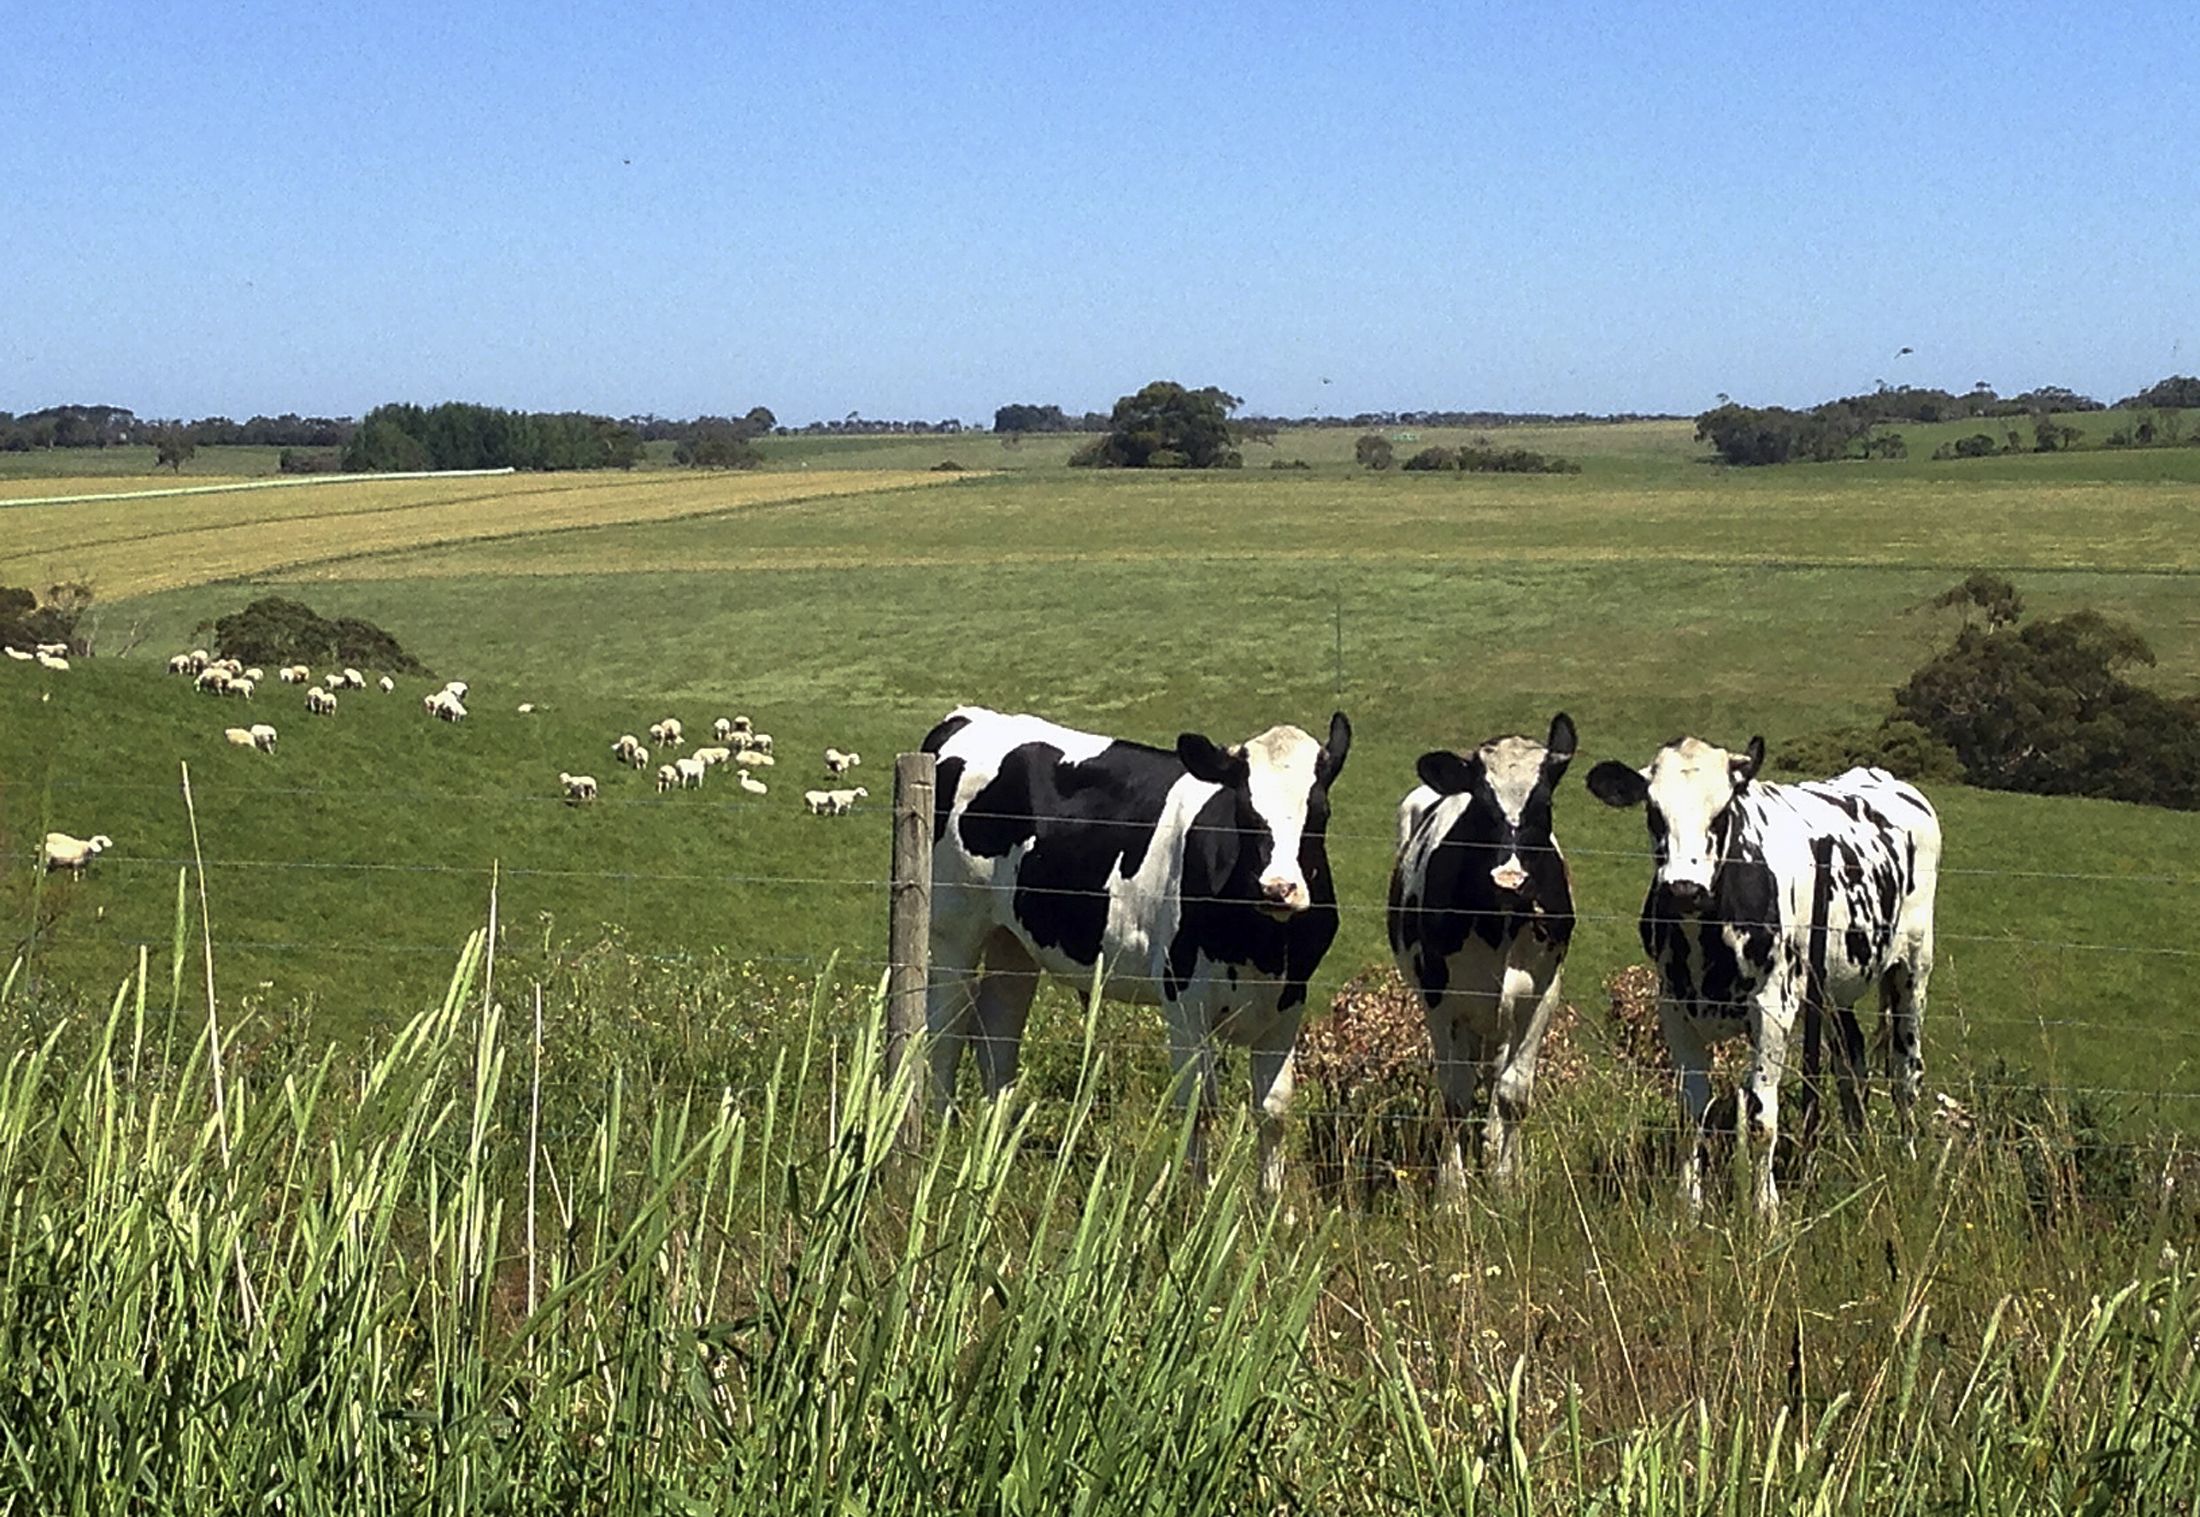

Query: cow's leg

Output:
[1658, 997, 1715, 1219]
[1247, 1014, 1301, 1198]
[1744, 991, 1795, 1217]
[925, 930, 984, 1113]
[1164, 1002, 1221, 1183]
[1487, 966, 1561, 1187]
[972, 929, 1041, 1099]
[1424, 1002, 1474, 1204]
[1829, 1001, 1869, 1133]
[1883, 954, 1928, 1155]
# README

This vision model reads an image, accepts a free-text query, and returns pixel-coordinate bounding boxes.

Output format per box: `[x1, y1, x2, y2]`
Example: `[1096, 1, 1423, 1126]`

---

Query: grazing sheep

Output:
[213, 658, 243, 676]
[656, 763, 680, 794]
[42, 832, 113, 874]
[712, 716, 735, 743]
[341, 668, 365, 689]
[675, 755, 707, 789]
[5, 646, 33, 662]
[558, 772, 599, 803]
[661, 718, 687, 747]
[379, 675, 395, 693]
[442, 680, 468, 700]
[188, 649, 210, 670]
[736, 769, 768, 796]
[242, 667, 264, 683]
[731, 714, 753, 734]
[249, 723, 278, 752]
[35, 652, 69, 670]
[823, 747, 857, 777]
[803, 789, 833, 815]
[324, 672, 346, 691]
[306, 688, 337, 715]
[433, 695, 466, 722]
[224, 726, 257, 747]
[750, 733, 774, 756]
[693, 745, 732, 768]
[278, 665, 306, 683]
[734, 749, 775, 769]
[196, 668, 230, 693]
[517, 702, 535, 714]
[167, 652, 192, 674]
[226, 677, 255, 700]
[825, 786, 868, 815]
[35, 642, 69, 658]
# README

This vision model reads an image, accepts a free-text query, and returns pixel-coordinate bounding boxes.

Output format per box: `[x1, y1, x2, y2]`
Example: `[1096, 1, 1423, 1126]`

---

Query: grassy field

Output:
[8, 422, 2200, 1509]
[5, 427, 2198, 1107]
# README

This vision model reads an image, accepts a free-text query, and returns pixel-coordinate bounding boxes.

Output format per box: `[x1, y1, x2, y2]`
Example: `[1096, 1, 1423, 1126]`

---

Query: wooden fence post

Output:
[887, 751, 935, 1151]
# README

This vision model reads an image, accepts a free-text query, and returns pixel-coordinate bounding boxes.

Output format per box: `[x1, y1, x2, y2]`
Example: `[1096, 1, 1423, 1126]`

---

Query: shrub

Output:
[929, 459, 966, 471]
[277, 447, 345, 474]
[1401, 446, 1457, 472]
[0, 583, 86, 654]
[1353, 434, 1394, 470]
[673, 425, 763, 468]
[1065, 381, 1243, 469]
[207, 596, 432, 677]
[1268, 458, 1311, 470]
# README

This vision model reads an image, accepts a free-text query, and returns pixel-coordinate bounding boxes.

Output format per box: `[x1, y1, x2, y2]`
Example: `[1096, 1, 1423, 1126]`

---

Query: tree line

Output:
[1696, 375, 2200, 466]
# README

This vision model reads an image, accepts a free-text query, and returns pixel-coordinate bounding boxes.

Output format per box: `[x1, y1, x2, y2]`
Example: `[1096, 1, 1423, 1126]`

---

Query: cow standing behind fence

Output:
[1388, 713, 1577, 1196]
[920, 704, 1351, 1191]
[1587, 736, 1941, 1215]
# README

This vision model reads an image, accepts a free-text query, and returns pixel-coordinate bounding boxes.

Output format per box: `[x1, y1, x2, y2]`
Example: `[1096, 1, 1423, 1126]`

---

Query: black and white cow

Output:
[1587, 736, 1941, 1214]
[1387, 714, 1576, 1195]
[921, 704, 1352, 1189]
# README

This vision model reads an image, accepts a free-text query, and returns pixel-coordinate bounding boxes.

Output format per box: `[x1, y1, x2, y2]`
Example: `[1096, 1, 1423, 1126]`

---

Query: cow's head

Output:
[1179, 711, 1351, 918]
[1415, 712, 1575, 906]
[1587, 734, 1763, 912]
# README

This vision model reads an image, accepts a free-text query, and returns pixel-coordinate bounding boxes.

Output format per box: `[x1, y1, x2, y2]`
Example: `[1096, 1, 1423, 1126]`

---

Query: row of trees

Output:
[1697, 375, 2200, 466]
[341, 403, 644, 472]
[208, 596, 430, 675]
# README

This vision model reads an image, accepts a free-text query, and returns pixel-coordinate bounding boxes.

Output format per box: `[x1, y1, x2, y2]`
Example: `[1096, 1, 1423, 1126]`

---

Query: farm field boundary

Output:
[0, 466, 519, 507]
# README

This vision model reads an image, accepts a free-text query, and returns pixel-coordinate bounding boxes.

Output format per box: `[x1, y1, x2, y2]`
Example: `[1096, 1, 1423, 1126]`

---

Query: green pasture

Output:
[6, 426, 2199, 1115]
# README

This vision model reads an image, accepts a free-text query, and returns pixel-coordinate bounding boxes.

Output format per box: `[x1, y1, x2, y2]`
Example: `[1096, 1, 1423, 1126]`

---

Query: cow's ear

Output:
[1587, 760, 1649, 809]
[1320, 710, 1352, 782]
[1178, 732, 1248, 786]
[1416, 749, 1478, 795]
[1730, 735, 1765, 789]
[1542, 712, 1577, 782]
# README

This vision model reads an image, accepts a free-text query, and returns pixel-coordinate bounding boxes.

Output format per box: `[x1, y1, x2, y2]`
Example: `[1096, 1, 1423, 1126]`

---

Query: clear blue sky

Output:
[6, 0, 2195, 425]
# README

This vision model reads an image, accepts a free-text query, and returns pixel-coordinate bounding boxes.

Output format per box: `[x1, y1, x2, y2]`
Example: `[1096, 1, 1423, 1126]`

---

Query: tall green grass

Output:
[4, 885, 2199, 1513]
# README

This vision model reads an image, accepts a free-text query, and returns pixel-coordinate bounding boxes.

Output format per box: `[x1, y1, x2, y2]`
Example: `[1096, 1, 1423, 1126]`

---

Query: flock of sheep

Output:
[12, 640, 878, 880]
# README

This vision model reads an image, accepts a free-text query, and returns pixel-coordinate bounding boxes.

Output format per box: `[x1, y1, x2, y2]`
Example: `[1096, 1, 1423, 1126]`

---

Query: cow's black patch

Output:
[960, 738, 1179, 967]
[920, 712, 970, 756]
[1166, 784, 1336, 1012]
[931, 756, 966, 844]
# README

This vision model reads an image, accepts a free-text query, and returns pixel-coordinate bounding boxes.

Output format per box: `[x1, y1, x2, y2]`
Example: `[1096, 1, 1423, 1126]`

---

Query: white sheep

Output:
[5, 647, 33, 662]
[249, 723, 278, 752]
[803, 789, 833, 815]
[442, 680, 468, 700]
[558, 772, 599, 803]
[734, 749, 775, 768]
[693, 745, 732, 768]
[242, 667, 264, 683]
[379, 675, 395, 693]
[35, 652, 69, 670]
[34, 642, 68, 658]
[750, 732, 774, 756]
[655, 718, 686, 747]
[736, 769, 768, 796]
[278, 665, 305, 684]
[823, 747, 858, 777]
[731, 713, 754, 734]
[226, 677, 255, 700]
[656, 763, 680, 794]
[224, 726, 257, 747]
[712, 716, 735, 742]
[306, 688, 337, 715]
[516, 702, 535, 714]
[341, 668, 365, 689]
[825, 786, 868, 815]
[43, 832, 113, 874]
[676, 755, 707, 789]
[196, 668, 230, 693]
[434, 695, 466, 723]
[167, 652, 192, 674]
[188, 648, 210, 670]
[324, 672, 346, 691]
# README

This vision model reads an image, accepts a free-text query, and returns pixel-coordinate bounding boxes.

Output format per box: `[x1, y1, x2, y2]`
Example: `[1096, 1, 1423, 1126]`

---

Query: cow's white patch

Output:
[1644, 736, 1737, 893]
[1241, 724, 1323, 913]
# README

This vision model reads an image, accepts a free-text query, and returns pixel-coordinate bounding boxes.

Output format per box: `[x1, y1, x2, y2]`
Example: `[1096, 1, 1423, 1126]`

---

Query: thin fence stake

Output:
[887, 751, 935, 1151]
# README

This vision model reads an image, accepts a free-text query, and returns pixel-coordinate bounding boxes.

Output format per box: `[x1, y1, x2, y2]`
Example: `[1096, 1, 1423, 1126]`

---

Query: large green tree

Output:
[1069, 382, 1243, 469]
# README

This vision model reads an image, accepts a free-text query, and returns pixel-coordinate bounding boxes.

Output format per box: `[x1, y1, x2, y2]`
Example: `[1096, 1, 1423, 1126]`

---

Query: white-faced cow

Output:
[1388, 713, 1576, 1196]
[921, 704, 1352, 1190]
[1587, 736, 1941, 1215]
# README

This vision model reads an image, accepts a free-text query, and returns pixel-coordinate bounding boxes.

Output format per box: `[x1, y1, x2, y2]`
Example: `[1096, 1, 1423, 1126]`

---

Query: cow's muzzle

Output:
[1490, 859, 1530, 897]
[1258, 879, 1310, 918]
[1659, 880, 1712, 914]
